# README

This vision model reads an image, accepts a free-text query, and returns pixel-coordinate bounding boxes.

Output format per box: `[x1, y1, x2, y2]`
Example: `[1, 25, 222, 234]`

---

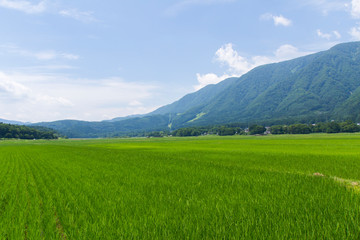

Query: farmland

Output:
[0, 134, 360, 239]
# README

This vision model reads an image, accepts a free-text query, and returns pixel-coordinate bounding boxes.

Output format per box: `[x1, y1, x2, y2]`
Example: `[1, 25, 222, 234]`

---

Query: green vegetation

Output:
[150, 77, 238, 116]
[33, 115, 169, 138]
[249, 124, 266, 135]
[171, 41, 360, 127]
[187, 112, 206, 123]
[148, 120, 359, 137]
[0, 123, 58, 139]
[271, 120, 360, 134]
[1, 134, 360, 239]
[172, 124, 244, 136]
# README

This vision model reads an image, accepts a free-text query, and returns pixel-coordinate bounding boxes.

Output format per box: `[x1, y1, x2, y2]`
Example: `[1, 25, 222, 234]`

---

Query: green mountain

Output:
[149, 77, 238, 115]
[34, 41, 360, 137]
[163, 41, 360, 127]
[33, 115, 169, 138]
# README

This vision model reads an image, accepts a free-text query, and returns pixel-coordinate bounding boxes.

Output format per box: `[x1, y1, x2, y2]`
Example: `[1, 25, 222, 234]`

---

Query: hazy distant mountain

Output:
[33, 115, 169, 138]
[34, 41, 360, 137]
[105, 114, 146, 122]
[0, 118, 29, 125]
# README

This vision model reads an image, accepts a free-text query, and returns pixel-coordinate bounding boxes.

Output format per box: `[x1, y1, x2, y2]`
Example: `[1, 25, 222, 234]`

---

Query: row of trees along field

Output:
[170, 125, 245, 137]
[0, 123, 58, 139]
[170, 124, 265, 137]
[271, 121, 360, 134]
[147, 120, 360, 137]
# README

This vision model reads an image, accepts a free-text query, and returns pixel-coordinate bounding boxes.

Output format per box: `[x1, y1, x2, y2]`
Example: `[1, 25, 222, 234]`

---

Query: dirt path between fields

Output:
[313, 172, 360, 193]
[54, 211, 67, 240]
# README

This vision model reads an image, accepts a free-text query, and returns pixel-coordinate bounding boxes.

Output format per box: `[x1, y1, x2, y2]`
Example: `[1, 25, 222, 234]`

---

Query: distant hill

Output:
[33, 115, 169, 138]
[0, 122, 58, 139]
[34, 41, 360, 137]
[105, 114, 146, 122]
[0, 118, 29, 125]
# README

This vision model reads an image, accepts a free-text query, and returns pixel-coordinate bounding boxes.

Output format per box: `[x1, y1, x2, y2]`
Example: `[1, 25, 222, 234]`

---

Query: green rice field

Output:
[0, 134, 360, 239]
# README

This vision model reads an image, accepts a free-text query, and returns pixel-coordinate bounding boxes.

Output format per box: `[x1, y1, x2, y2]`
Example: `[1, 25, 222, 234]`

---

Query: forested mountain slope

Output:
[167, 41, 360, 127]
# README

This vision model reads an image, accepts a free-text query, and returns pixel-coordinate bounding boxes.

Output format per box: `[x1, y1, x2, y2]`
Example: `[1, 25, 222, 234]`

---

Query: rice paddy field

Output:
[0, 134, 360, 239]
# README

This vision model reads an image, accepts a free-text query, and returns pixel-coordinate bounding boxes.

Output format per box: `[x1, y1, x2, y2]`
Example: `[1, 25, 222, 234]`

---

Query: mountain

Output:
[159, 41, 360, 127]
[105, 114, 146, 122]
[149, 77, 238, 116]
[33, 115, 169, 138]
[34, 41, 360, 137]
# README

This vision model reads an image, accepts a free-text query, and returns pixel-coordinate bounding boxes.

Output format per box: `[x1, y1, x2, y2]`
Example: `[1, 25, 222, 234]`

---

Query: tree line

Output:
[270, 121, 360, 134]
[0, 123, 58, 139]
[145, 120, 360, 137]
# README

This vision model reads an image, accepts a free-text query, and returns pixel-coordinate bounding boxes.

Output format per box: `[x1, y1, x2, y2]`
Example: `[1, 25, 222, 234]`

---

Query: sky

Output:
[0, 0, 360, 122]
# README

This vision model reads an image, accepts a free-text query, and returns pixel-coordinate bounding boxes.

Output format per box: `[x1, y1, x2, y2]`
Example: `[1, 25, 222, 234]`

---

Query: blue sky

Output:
[0, 0, 359, 122]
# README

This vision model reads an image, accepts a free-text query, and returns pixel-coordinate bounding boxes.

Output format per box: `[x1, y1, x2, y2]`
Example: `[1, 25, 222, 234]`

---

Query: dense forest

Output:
[270, 121, 360, 134]
[145, 120, 360, 137]
[0, 123, 58, 139]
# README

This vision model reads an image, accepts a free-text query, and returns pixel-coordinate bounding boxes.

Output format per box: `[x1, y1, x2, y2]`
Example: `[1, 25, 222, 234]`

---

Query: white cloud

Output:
[59, 9, 98, 23]
[12, 65, 76, 74]
[61, 53, 80, 60]
[165, 0, 235, 16]
[273, 15, 292, 26]
[316, 29, 342, 40]
[261, 13, 292, 27]
[34, 51, 57, 60]
[0, 71, 159, 122]
[333, 30, 342, 39]
[301, 0, 348, 15]
[0, 72, 30, 99]
[215, 43, 251, 75]
[0, 71, 72, 107]
[0, 1, 99, 23]
[0, 44, 79, 61]
[349, 24, 360, 40]
[194, 73, 231, 90]
[351, 0, 360, 18]
[194, 43, 312, 90]
[217, 43, 310, 74]
[129, 100, 143, 107]
[317, 29, 332, 40]
[273, 44, 308, 60]
[0, 0, 46, 14]
[35, 51, 79, 61]
[34, 95, 73, 107]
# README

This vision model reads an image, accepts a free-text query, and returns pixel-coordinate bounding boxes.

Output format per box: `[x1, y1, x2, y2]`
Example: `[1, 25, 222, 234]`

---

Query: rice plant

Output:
[0, 134, 359, 239]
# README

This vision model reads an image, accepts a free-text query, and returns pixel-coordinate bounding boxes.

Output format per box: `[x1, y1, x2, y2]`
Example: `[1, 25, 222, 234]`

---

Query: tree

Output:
[147, 131, 163, 137]
[340, 120, 360, 133]
[270, 125, 285, 134]
[0, 123, 58, 139]
[287, 124, 311, 134]
[218, 127, 236, 136]
[249, 125, 266, 135]
[326, 122, 340, 133]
